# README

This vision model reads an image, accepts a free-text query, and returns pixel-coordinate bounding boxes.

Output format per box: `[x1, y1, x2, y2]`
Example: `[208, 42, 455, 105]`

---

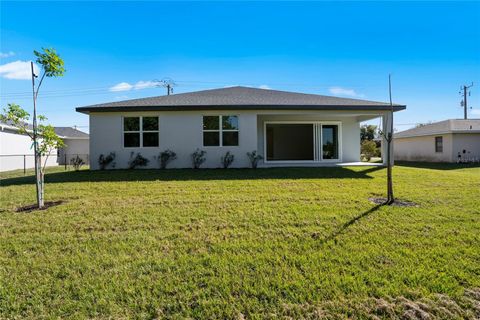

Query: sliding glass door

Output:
[265, 122, 340, 162]
[266, 124, 314, 161]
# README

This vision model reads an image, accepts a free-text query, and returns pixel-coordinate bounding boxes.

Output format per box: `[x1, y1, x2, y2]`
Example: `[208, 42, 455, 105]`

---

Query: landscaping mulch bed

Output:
[369, 197, 419, 207]
[16, 200, 64, 213]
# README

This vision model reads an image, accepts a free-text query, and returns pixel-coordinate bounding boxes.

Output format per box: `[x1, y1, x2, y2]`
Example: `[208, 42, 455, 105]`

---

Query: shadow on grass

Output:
[396, 161, 480, 170]
[320, 204, 383, 244]
[0, 166, 385, 187]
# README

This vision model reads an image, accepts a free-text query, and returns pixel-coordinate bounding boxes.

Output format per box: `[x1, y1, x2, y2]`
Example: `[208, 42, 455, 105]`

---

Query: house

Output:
[54, 127, 90, 165]
[0, 121, 89, 172]
[76, 86, 406, 169]
[394, 119, 480, 162]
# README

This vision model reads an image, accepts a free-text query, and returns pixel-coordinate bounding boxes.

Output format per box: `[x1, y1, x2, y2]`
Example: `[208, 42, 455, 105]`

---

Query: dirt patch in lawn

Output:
[279, 288, 480, 319]
[16, 200, 64, 213]
[369, 197, 419, 207]
[368, 288, 480, 319]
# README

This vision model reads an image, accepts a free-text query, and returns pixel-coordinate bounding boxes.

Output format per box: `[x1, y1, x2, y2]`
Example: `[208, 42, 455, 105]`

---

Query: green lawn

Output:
[1, 164, 479, 319]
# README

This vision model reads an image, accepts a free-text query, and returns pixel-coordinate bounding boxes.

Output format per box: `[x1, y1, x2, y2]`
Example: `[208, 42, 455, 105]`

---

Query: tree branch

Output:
[34, 72, 46, 101]
[41, 149, 53, 174]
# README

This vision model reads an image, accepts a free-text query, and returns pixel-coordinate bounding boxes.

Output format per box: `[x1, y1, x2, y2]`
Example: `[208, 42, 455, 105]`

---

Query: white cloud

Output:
[133, 80, 158, 90]
[0, 51, 15, 58]
[259, 85, 271, 90]
[109, 82, 133, 92]
[328, 86, 365, 98]
[0, 60, 39, 80]
[471, 109, 480, 116]
[109, 80, 161, 92]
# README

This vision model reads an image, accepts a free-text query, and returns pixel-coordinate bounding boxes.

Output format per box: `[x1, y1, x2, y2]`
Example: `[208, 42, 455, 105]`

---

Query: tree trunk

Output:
[34, 142, 44, 208]
[386, 135, 394, 204]
[36, 153, 44, 208]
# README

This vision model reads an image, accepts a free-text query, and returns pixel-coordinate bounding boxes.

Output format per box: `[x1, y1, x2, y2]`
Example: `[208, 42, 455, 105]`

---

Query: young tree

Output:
[30, 48, 65, 208]
[1, 103, 64, 207]
[1, 48, 65, 208]
[379, 75, 395, 205]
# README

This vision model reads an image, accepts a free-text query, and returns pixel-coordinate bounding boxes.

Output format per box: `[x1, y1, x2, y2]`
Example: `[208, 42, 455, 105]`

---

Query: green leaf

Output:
[34, 48, 66, 77]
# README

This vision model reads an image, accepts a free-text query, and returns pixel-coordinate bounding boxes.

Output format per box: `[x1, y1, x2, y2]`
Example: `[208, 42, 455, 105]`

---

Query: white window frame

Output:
[122, 116, 159, 148]
[263, 120, 342, 163]
[202, 115, 239, 147]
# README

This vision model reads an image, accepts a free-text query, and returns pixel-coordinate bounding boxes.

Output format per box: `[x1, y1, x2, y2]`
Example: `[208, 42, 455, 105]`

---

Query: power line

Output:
[1, 79, 386, 99]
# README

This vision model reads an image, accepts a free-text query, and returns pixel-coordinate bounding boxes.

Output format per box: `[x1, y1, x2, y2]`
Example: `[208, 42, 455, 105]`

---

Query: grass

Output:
[1, 164, 479, 319]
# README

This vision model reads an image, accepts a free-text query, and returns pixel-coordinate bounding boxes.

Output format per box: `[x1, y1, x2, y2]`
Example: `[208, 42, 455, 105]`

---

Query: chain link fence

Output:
[0, 154, 89, 174]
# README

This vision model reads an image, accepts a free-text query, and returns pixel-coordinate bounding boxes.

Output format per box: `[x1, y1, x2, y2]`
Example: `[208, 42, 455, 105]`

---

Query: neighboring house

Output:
[0, 121, 58, 172]
[76, 86, 406, 169]
[0, 121, 89, 172]
[394, 119, 480, 162]
[54, 127, 90, 165]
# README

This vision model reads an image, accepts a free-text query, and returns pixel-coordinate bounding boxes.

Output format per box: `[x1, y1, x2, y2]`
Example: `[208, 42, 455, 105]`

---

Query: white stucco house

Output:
[394, 119, 480, 162]
[76, 86, 406, 170]
[0, 121, 89, 172]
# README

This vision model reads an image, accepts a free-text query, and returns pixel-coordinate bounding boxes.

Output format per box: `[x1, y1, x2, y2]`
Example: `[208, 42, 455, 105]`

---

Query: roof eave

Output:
[76, 104, 406, 114]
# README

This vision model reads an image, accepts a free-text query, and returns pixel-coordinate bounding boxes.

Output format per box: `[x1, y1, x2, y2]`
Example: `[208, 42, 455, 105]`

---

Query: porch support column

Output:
[381, 112, 394, 166]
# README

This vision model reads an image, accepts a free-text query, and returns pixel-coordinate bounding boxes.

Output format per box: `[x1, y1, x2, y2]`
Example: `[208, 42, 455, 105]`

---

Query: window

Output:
[435, 136, 443, 153]
[203, 115, 239, 146]
[142, 117, 159, 147]
[123, 116, 159, 148]
[322, 125, 339, 159]
[124, 117, 140, 147]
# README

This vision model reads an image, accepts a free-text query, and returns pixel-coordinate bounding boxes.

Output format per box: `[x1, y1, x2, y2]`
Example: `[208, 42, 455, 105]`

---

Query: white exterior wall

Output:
[452, 133, 480, 161]
[89, 111, 257, 169]
[58, 138, 90, 165]
[394, 134, 454, 162]
[0, 130, 58, 172]
[88, 110, 373, 169]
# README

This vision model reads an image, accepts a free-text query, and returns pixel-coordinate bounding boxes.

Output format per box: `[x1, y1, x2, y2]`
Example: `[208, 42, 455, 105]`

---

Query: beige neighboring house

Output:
[394, 119, 480, 162]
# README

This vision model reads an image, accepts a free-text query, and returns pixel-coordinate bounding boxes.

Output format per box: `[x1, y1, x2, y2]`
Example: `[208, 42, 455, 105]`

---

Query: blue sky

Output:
[1, 1, 479, 132]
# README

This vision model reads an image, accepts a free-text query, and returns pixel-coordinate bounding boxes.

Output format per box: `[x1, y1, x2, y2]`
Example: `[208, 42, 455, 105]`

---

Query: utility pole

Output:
[459, 83, 474, 119]
[153, 78, 176, 95]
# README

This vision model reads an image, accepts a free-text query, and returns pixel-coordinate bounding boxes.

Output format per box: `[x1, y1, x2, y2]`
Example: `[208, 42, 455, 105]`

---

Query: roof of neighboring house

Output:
[54, 127, 89, 139]
[394, 119, 480, 139]
[0, 121, 88, 139]
[0, 120, 33, 131]
[76, 86, 406, 113]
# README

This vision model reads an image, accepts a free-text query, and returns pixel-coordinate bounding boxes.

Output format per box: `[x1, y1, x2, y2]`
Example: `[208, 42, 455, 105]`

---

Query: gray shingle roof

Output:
[1, 121, 88, 138]
[54, 127, 89, 138]
[77, 86, 406, 113]
[0, 120, 33, 131]
[394, 119, 480, 139]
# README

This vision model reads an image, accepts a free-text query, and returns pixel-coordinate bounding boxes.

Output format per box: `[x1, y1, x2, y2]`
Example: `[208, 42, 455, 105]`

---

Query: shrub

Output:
[191, 149, 206, 169]
[221, 151, 234, 169]
[361, 140, 377, 162]
[158, 149, 177, 169]
[70, 155, 85, 171]
[247, 150, 263, 169]
[98, 152, 116, 170]
[128, 152, 149, 169]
